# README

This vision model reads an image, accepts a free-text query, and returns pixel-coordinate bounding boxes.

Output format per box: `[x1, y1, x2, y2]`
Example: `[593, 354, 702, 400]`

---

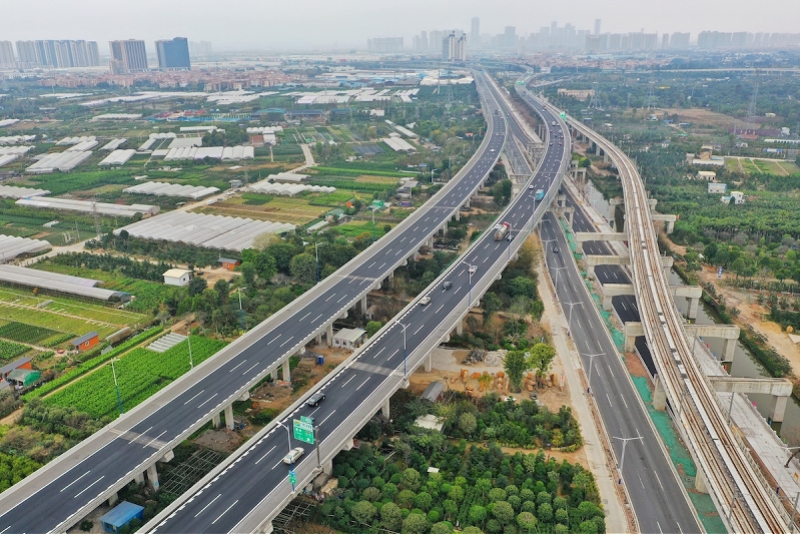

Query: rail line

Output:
[562, 113, 787, 532]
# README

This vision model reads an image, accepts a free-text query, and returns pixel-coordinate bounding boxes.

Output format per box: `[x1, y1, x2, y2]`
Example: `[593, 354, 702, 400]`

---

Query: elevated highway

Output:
[518, 84, 789, 531]
[141, 71, 572, 533]
[0, 72, 510, 534]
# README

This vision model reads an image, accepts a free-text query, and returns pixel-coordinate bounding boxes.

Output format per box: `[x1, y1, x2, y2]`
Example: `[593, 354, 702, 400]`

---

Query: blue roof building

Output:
[100, 501, 144, 532]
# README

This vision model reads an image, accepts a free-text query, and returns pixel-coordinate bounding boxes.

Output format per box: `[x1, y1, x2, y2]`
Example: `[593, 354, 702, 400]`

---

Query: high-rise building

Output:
[661, 33, 670, 49]
[594, 19, 601, 36]
[442, 32, 466, 61]
[669, 32, 690, 48]
[503, 26, 517, 49]
[367, 37, 404, 53]
[109, 39, 148, 73]
[189, 41, 213, 55]
[0, 41, 15, 67]
[156, 37, 190, 70]
[471, 17, 480, 48]
[12, 40, 99, 68]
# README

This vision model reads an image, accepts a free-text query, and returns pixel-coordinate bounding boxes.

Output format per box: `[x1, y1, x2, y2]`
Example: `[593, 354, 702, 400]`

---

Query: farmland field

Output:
[336, 221, 391, 238]
[0, 321, 73, 347]
[0, 339, 30, 362]
[44, 336, 226, 419]
[197, 196, 327, 225]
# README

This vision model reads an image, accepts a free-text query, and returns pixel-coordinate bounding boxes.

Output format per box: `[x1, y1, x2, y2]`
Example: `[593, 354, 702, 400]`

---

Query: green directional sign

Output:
[289, 470, 297, 485]
[293, 419, 315, 445]
[300, 415, 314, 425]
[559, 112, 567, 119]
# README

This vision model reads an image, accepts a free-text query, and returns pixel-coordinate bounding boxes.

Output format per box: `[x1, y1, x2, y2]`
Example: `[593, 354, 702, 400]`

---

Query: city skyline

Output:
[0, 0, 798, 50]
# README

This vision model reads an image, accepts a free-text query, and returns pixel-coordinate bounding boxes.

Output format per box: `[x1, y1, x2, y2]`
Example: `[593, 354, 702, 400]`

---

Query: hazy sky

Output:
[2, 0, 799, 51]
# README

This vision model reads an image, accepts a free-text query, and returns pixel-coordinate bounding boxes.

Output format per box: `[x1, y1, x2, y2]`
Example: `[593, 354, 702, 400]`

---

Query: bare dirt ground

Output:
[624, 351, 652, 385]
[194, 428, 243, 454]
[664, 108, 739, 129]
[198, 266, 240, 286]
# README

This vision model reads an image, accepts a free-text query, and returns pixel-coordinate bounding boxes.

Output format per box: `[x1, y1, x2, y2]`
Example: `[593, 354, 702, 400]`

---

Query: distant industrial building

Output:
[0, 41, 14, 67]
[367, 37, 404, 53]
[14, 40, 100, 68]
[109, 39, 148, 73]
[442, 32, 466, 61]
[156, 37, 190, 70]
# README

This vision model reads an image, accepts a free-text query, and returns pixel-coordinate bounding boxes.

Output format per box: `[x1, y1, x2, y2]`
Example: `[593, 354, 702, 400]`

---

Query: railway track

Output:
[586, 122, 788, 533]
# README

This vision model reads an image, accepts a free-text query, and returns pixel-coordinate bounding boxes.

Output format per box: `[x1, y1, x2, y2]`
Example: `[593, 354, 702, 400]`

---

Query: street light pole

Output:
[111, 358, 123, 415]
[397, 321, 408, 379]
[464, 262, 476, 307]
[612, 435, 643, 485]
[277, 421, 295, 492]
[584, 353, 603, 394]
[188, 335, 194, 370]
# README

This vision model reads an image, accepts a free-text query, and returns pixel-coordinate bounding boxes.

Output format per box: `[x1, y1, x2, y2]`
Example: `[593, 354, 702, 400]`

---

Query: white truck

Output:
[494, 222, 512, 241]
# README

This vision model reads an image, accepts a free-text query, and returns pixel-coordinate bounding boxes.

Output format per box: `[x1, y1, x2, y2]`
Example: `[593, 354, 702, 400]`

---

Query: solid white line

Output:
[356, 377, 370, 391]
[212, 500, 239, 524]
[228, 360, 246, 373]
[255, 446, 277, 465]
[197, 393, 219, 408]
[142, 430, 167, 449]
[319, 409, 337, 426]
[60, 471, 90, 492]
[184, 391, 205, 405]
[0, 526, 11, 534]
[73, 476, 104, 499]
[194, 494, 221, 518]
[340, 375, 356, 388]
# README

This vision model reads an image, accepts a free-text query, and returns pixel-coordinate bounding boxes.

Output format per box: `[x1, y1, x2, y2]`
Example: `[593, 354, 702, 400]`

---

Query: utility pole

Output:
[612, 435, 643, 485]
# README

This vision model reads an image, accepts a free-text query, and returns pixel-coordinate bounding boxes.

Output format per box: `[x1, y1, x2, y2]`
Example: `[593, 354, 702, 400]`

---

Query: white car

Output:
[468, 265, 477, 274]
[419, 296, 431, 306]
[283, 447, 304, 465]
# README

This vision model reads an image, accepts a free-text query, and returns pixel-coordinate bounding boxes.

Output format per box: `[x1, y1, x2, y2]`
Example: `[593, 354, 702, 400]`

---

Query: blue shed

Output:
[100, 501, 144, 532]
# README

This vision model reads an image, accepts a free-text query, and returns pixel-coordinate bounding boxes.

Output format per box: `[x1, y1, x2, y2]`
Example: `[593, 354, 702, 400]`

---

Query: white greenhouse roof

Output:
[26, 151, 92, 173]
[0, 235, 51, 260]
[15, 197, 159, 217]
[99, 149, 136, 166]
[0, 146, 33, 155]
[0, 185, 50, 198]
[123, 182, 220, 199]
[114, 211, 295, 252]
[0, 265, 127, 301]
[100, 138, 128, 151]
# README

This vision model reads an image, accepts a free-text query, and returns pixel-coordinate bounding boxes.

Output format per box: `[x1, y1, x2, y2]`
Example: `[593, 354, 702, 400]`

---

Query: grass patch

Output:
[313, 166, 409, 178]
[336, 221, 390, 238]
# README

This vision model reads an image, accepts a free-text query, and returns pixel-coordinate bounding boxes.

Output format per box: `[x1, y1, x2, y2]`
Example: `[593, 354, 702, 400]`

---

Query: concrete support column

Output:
[146, 463, 160, 491]
[454, 322, 463, 336]
[454, 210, 461, 221]
[361, 295, 368, 315]
[225, 404, 234, 430]
[424, 353, 432, 373]
[282, 359, 291, 383]
[695, 470, 708, 493]
[212, 412, 221, 428]
[381, 399, 390, 419]
[327, 323, 333, 347]
[722, 338, 737, 363]
[603, 153, 609, 163]
[586, 265, 595, 280]
[663, 266, 672, 281]
[770, 395, 789, 423]
[108, 492, 119, 507]
[322, 460, 333, 475]
[602, 294, 613, 312]
[688, 297, 699, 320]
[595, 144, 602, 156]
[666, 220, 675, 234]
[653, 376, 667, 411]
[316, 332, 323, 345]
[134, 472, 145, 484]
[575, 240, 584, 254]
[259, 522, 274, 534]
[565, 210, 573, 231]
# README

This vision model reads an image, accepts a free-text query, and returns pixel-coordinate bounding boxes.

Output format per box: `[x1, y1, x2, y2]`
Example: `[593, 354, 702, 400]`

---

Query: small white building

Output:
[163, 268, 193, 287]
[730, 191, 745, 204]
[332, 328, 366, 350]
[697, 170, 717, 181]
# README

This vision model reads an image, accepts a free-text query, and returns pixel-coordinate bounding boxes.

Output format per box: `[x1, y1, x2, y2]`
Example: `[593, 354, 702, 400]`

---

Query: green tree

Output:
[483, 292, 502, 318]
[516, 511, 538, 532]
[458, 412, 477, 435]
[352, 501, 377, 525]
[538, 503, 553, 523]
[188, 276, 207, 297]
[241, 262, 256, 285]
[402, 468, 422, 491]
[430, 522, 453, 534]
[366, 320, 383, 337]
[402, 513, 430, 534]
[529, 343, 556, 382]
[381, 502, 404, 530]
[414, 491, 434, 511]
[462, 528, 484, 534]
[290, 253, 317, 285]
[492, 501, 515, 525]
[468, 505, 487, 525]
[504, 351, 532, 393]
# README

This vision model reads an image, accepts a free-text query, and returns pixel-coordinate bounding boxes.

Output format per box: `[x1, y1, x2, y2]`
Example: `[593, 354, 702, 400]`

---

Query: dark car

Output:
[307, 393, 326, 407]
[442, 281, 453, 290]
[553, 246, 559, 253]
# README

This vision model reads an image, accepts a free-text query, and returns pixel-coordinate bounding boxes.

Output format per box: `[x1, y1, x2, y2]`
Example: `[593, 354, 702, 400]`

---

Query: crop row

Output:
[0, 339, 29, 362]
[0, 321, 70, 345]
[43, 336, 226, 419]
[24, 327, 163, 401]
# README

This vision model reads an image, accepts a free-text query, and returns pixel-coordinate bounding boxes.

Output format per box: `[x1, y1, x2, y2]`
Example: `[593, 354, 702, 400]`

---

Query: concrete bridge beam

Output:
[574, 232, 627, 254]
[685, 324, 740, 361]
[623, 321, 644, 352]
[652, 213, 677, 234]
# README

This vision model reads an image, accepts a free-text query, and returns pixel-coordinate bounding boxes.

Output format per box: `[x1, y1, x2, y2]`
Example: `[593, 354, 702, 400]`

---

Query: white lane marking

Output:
[606, 393, 613, 408]
[656, 521, 664, 534]
[356, 377, 370, 390]
[197, 393, 219, 408]
[194, 494, 221, 518]
[273, 458, 284, 469]
[60, 471, 90, 492]
[368, 261, 376, 268]
[142, 430, 168, 449]
[73, 476, 105, 498]
[255, 445, 277, 465]
[413, 324, 425, 336]
[337, 295, 347, 303]
[621, 395, 629, 410]
[379, 262, 386, 269]
[267, 335, 280, 345]
[280, 337, 293, 347]
[435, 304, 444, 314]
[388, 349, 399, 361]
[299, 312, 310, 321]
[313, 313, 323, 322]
[325, 294, 335, 302]
[0, 526, 11, 534]
[125, 426, 153, 446]
[340, 375, 356, 389]
[482, 256, 489, 263]
[453, 286, 461, 294]
[243, 363, 259, 374]
[229, 360, 246, 373]
[184, 391, 205, 405]
[319, 409, 337, 426]
[372, 347, 386, 360]
[653, 469, 665, 491]
[212, 500, 239, 525]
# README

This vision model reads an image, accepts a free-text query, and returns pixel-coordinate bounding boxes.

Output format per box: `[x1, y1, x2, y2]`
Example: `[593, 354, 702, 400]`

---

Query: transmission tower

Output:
[744, 71, 760, 135]
[646, 82, 656, 110]
[588, 82, 599, 109]
[92, 201, 102, 240]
